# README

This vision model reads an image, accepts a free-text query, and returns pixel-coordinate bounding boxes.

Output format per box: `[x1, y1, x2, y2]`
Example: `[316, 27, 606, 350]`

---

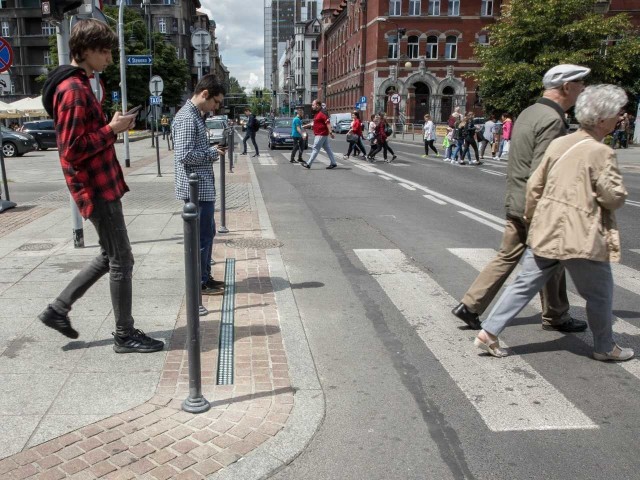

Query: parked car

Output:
[267, 117, 308, 150]
[205, 118, 228, 145]
[21, 119, 57, 150]
[329, 112, 352, 133]
[1, 127, 38, 157]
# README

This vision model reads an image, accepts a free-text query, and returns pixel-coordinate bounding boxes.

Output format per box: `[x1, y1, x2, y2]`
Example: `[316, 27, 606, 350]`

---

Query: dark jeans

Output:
[52, 198, 134, 336]
[162, 125, 168, 139]
[198, 200, 216, 284]
[371, 140, 395, 159]
[346, 137, 366, 157]
[242, 130, 259, 155]
[424, 139, 438, 155]
[291, 136, 304, 161]
[461, 138, 480, 162]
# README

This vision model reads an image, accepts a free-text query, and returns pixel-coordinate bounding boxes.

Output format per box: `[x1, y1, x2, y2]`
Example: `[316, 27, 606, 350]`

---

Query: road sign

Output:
[355, 102, 360, 109]
[0, 38, 13, 74]
[150, 96, 162, 105]
[360, 103, 367, 111]
[360, 96, 367, 104]
[149, 75, 164, 96]
[191, 28, 211, 50]
[194, 51, 210, 67]
[127, 55, 153, 66]
[390, 93, 401, 104]
[111, 91, 120, 102]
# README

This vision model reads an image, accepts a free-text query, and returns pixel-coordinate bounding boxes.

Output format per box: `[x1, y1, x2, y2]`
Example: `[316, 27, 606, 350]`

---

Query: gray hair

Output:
[575, 85, 627, 129]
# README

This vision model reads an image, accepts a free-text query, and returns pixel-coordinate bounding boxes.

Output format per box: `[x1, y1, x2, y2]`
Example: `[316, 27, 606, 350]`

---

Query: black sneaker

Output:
[113, 329, 164, 353]
[38, 305, 79, 339]
[202, 283, 224, 295]
[206, 276, 225, 288]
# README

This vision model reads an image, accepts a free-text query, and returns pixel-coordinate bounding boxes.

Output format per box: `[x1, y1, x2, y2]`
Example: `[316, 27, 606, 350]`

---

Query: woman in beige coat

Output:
[474, 84, 633, 362]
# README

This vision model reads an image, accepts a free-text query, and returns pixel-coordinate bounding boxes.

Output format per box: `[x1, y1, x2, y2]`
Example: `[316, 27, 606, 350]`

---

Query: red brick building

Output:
[318, 0, 640, 124]
[319, 0, 500, 124]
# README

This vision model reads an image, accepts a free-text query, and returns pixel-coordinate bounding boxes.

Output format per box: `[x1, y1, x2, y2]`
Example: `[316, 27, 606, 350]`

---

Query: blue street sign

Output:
[149, 95, 162, 105]
[127, 55, 153, 66]
[360, 96, 367, 104]
[0, 38, 13, 73]
[111, 91, 120, 102]
[355, 102, 360, 109]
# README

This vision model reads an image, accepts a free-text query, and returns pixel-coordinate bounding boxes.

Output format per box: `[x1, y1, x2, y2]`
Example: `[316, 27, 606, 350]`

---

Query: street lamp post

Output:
[377, 17, 405, 138]
[118, 0, 131, 168]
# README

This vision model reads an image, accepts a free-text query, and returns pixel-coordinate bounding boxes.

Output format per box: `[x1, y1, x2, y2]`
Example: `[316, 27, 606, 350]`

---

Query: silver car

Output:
[206, 118, 228, 145]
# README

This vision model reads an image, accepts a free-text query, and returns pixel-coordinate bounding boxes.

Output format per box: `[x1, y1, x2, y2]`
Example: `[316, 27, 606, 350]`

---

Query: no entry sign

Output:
[0, 38, 13, 73]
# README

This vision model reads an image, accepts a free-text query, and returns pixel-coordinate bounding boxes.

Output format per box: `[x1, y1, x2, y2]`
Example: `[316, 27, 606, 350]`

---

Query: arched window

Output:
[407, 35, 419, 59]
[426, 35, 438, 59]
[445, 35, 457, 59]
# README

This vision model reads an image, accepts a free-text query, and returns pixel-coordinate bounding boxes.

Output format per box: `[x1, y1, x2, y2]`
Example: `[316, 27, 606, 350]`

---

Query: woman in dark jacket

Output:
[368, 113, 397, 163]
[460, 112, 482, 165]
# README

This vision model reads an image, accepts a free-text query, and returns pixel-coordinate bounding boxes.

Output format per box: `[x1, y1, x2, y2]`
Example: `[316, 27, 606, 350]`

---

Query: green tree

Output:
[473, 0, 640, 115]
[225, 77, 248, 119]
[248, 88, 272, 116]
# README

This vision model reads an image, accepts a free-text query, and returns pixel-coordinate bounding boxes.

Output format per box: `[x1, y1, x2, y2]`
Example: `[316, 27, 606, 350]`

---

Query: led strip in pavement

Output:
[216, 258, 236, 385]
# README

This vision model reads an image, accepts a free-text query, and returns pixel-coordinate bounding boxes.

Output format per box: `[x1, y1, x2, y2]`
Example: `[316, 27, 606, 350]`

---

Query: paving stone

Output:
[110, 451, 137, 467]
[11, 463, 38, 480]
[192, 458, 224, 476]
[212, 434, 239, 449]
[191, 428, 218, 444]
[127, 458, 155, 475]
[12, 449, 41, 465]
[148, 434, 174, 450]
[59, 445, 84, 461]
[36, 468, 66, 480]
[60, 457, 90, 475]
[148, 464, 178, 480]
[84, 448, 110, 465]
[175, 470, 202, 480]
[212, 449, 240, 467]
[148, 449, 176, 465]
[89, 460, 117, 478]
[168, 454, 197, 471]
[166, 425, 194, 441]
[78, 425, 104, 438]
[171, 439, 198, 454]
[129, 442, 155, 458]
[33, 442, 63, 457]
[36, 454, 63, 469]
[77, 437, 103, 452]
[189, 443, 219, 461]
[103, 440, 127, 456]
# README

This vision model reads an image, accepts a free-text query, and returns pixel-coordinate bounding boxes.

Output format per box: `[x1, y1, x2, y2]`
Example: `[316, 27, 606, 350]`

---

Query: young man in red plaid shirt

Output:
[39, 19, 164, 353]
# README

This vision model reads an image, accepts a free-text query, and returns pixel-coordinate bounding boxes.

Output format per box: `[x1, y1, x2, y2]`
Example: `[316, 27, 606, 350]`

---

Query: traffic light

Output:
[41, 0, 84, 21]
[256, 90, 263, 99]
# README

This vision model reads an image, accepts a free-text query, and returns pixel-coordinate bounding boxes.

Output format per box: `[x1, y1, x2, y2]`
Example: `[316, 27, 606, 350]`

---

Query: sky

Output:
[200, 0, 265, 92]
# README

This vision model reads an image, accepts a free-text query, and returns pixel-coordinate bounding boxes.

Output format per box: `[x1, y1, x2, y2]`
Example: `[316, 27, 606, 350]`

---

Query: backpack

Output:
[252, 117, 260, 131]
[384, 124, 393, 136]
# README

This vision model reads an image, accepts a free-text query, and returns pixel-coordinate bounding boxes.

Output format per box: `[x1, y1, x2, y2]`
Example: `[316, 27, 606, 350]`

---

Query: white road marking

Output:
[378, 175, 393, 181]
[355, 248, 597, 432]
[479, 168, 506, 177]
[424, 194, 447, 206]
[457, 211, 505, 232]
[625, 200, 640, 208]
[448, 248, 640, 382]
[398, 183, 416, 191]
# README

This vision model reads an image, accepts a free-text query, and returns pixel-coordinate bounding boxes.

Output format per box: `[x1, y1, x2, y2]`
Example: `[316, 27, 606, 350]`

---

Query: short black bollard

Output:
[189, 173, 208, 317]
[218, 151, 229, 234]
[167, 132, 172, 151]
[182, 201, 211, 414]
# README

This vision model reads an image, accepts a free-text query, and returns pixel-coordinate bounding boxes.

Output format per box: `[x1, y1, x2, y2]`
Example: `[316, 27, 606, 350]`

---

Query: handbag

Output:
[384, 125, 393, 136]
[346, 133, 357, 142]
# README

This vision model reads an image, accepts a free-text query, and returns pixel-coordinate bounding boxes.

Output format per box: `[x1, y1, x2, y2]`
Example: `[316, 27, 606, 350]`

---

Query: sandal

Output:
[474, 334, 508, 358]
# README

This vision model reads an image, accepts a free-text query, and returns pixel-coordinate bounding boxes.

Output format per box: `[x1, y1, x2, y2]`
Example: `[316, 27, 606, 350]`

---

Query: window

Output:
[481, 0, 493, 15]
[42, 21, 55, 36]
[428, 0, 440, 15]
[311, 39, 317, 50]
[158, 17, 166, 34]
[409, 0, 421, 15]
[388, 35, 399, 59]
[162, 0, 174, 4]
[448, 0, 460, 16]
[407, 35, 419, 59]
[389, 0, 401, 16]
[1, 21, 9, 37]
[44, 50, 52, 65]
[426, 35, 438, 59]
[445, 35, 457, 59]
[477, 33, 489, 45]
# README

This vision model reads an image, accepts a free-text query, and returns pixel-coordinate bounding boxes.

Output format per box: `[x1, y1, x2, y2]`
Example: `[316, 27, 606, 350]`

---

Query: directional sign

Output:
[355, 102, 360, 109]
[360, 96, 367, 104]
[0, 38, 13, 74]
[149, 75, 164, 96]
[126, 55, 153, 66]
[150, 95, 162, 105]
[191, 28, 211, 50]
[390, 93, 401, 104]
[111, 91, 120, 102]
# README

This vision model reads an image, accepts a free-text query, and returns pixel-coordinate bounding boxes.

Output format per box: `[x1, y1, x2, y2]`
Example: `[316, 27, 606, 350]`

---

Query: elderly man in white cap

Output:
[452, 64, 590, 332]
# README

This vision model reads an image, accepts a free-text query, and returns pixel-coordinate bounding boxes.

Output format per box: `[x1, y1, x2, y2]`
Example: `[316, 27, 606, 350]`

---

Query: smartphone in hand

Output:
[124, 105, 142, 116]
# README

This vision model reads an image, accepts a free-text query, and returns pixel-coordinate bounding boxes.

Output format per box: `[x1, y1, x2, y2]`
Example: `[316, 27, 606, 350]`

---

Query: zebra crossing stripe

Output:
[355, 248, 597, 432]
[447, 248, 640, 382]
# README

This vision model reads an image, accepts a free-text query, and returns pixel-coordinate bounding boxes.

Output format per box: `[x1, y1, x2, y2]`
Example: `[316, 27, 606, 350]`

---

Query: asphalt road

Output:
[248, 130, 640, 480]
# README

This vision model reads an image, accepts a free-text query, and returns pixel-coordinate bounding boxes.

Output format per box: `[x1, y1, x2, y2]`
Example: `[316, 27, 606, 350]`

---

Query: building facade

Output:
[264, 0, 300, 91]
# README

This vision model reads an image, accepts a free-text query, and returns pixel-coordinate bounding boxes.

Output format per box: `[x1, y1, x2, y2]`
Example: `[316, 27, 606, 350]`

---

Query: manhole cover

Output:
[18, 242, 55, 251]
[225, 238, 283, 249]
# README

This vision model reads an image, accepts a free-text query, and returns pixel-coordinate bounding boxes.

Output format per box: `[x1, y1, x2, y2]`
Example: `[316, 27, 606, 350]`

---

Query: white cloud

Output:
[199, 0, 265, 90]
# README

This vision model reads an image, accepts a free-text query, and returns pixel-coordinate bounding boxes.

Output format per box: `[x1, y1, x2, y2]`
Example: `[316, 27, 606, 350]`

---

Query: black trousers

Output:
[291, 137, 304, 161]
[242, 130, 259, 154]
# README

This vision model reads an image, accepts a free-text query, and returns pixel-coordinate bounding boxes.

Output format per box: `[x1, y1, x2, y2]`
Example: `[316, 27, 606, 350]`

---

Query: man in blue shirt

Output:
[290, 108, 305, 163]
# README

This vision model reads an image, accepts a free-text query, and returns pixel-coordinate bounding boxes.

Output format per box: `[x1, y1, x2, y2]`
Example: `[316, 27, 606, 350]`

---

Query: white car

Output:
[206, 118, 228, 145]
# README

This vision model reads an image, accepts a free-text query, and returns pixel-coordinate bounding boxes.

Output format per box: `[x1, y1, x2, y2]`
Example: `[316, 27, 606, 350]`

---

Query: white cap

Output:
[542, 64, 591, 89]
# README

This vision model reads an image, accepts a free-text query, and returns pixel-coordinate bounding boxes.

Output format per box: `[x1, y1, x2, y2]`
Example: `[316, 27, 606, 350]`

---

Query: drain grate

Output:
[18, 242, 55, 251]
[216, 258, 236, 385]
[225, 238, 282, 249]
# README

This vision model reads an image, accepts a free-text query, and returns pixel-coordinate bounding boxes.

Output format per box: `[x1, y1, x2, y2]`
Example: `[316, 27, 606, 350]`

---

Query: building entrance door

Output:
[413, 82, 430, 123]
[440, 86, 454, 122]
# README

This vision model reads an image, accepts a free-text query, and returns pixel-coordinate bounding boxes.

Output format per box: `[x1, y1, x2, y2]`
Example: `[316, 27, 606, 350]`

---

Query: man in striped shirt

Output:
[173, 74, 227, 295]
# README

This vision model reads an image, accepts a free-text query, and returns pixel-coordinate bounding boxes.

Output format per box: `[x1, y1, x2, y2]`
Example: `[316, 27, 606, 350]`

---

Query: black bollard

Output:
[167, 132, 172, 151]
[228, 128, 234, 173]
[181, 201, 211, 414]
[218, 150, 229, 234]
[189, 173, 208, 317]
